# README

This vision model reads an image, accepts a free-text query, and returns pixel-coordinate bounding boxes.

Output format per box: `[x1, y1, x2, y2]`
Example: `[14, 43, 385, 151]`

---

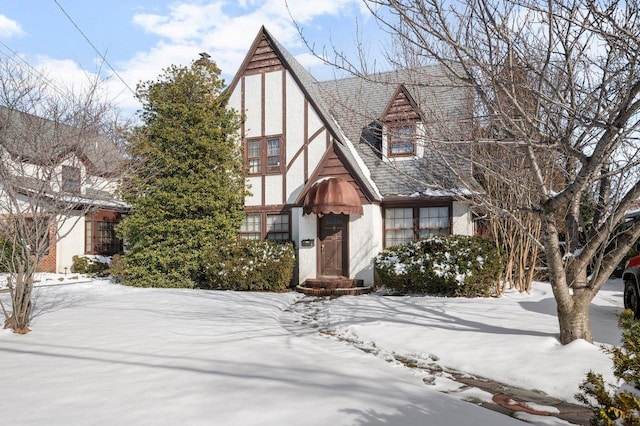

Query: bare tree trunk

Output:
[557, 300, 592, 344]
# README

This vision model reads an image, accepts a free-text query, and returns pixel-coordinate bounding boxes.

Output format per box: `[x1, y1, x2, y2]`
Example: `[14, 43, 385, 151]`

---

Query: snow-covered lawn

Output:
[0, 278, 623, 425]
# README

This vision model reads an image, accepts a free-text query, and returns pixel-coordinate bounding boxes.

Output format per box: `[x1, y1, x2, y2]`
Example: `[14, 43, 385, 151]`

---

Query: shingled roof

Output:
[0, 106, 126, 178]
[231, 27, 477, 200]
[317, 66, 475, 197]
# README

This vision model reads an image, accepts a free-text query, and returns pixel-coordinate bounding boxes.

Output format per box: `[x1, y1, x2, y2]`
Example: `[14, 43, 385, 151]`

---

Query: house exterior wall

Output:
[56, 211, 84, 273]
[452, 201, 474, 235]
[291, 205, 381, 286]
[233, 69, 331, 209]
[229, 29, 478, 288]
[349, 204, 382, 284]
[291, 206, 317, 285]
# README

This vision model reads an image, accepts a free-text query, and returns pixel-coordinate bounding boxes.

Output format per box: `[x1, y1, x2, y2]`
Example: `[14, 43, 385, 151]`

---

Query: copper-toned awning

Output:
[303, 177, 363, 216]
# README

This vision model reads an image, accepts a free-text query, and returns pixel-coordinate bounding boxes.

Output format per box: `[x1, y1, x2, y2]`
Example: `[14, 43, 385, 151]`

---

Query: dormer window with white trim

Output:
[388, 124, 416, 157]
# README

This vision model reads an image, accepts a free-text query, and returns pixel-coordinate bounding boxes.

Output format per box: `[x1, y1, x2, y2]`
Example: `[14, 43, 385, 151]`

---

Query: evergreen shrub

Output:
[374, 235, 503, 297]
[203, 240, 295, 292]
[71, 255, 109, 275]
[577, 310, 640, 425]
[106, 254, 125, 281]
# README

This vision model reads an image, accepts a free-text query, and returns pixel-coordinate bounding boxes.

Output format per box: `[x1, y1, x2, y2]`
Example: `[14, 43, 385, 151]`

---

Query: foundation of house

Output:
[296, 278, 372, 296]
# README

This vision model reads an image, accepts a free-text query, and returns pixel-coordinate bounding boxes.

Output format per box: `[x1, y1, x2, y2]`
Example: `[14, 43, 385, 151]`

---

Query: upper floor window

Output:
[384, 206, 450, 248]
[245, 136, 282, 175]
[62, 166, 81, 194]
[388, 124, 415, 157]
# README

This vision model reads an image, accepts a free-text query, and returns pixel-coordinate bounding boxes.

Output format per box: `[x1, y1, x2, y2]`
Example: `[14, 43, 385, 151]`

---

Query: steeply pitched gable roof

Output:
[228, 27, 381, 202]
[317, 65, 476, 197]
[0, 106, 126, 178]
[230, 27, 476, 200]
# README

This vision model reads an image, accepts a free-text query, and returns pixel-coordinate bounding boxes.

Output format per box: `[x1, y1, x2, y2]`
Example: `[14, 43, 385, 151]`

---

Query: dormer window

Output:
[61, 166, 81, 194]
[388, 124, 415, 156]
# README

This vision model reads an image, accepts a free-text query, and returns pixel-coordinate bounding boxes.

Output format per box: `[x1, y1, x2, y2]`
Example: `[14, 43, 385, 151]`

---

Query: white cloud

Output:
[0, 15, 25, 38]
[129, 0, 366, 76]
[25, 0, 368, 119]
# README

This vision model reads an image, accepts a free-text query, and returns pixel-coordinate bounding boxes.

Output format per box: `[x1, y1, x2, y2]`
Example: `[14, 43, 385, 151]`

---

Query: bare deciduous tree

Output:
[0, 59, 127, 334]
[308, 0, 640, 344]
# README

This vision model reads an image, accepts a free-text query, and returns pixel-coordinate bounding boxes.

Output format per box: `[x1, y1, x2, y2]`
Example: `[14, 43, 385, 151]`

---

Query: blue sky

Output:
[0, 0, 383, 117]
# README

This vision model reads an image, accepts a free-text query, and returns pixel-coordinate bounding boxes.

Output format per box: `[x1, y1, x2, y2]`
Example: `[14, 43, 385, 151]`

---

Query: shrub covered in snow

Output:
[203, 240, 295, 292]
[375, 235, 503, 297]
[71, 255, 110, 276]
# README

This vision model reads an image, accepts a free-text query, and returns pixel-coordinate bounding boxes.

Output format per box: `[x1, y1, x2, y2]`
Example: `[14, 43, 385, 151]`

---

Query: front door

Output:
[319, 214, 348, 277]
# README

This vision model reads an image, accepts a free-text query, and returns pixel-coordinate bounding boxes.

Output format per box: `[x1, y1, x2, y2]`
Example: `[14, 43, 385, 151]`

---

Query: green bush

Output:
[71, 255, 110, 276]
[577, 310, 640, 425]
[375, 235, 503, 297]
[105, 254, 125, 281]
[203, 240, 295, 292]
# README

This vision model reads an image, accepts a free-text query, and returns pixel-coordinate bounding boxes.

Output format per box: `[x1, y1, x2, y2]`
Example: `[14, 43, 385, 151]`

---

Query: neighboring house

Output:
[0, 107, 128, 273]
[227, 27, 477, 291]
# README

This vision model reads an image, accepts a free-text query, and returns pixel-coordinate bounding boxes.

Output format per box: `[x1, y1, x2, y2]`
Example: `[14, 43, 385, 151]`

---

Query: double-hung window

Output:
[384, 206, 450, 248]
[388, 124, 415, 156]
[246, 136, 283, 175]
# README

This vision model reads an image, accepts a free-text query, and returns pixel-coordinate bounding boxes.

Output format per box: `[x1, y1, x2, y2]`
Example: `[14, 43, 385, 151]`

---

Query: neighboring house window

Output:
[85, 212, 123, 255]
[239, 212, 290, 241]
[388, 124, 415, 156]
[245, 136, 283, 175]
[62, 166, 81, 194]
[384, 206, 450, 248]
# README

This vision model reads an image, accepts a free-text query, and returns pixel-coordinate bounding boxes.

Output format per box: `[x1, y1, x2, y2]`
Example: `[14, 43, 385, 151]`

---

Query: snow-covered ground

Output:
[0, 278, 623, 425]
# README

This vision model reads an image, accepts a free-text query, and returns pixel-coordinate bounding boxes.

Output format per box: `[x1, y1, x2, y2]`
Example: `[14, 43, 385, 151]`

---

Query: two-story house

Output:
[227, 27, 476, 294]
[0, 107, 128, 273]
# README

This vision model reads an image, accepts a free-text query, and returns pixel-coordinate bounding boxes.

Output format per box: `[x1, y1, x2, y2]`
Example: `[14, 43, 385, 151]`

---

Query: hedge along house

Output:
[227, 27, 476, 294]
[0, 107, 128, 273]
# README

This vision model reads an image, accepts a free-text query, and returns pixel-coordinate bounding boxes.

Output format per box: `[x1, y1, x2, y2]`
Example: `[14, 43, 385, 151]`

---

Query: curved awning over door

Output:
[303, 177, 364, 216]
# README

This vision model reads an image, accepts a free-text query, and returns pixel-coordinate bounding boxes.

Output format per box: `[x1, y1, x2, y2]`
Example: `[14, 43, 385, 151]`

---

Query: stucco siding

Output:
[264, 175, 283, 205]
[349, 205, 382, 285]
[56, 212, 85, 273]
[243, 74, 262, 138]
[264, 72, 283, 136]
[245, 176, 262, 206]
[452, 201, 473, 236]
[292, 207, 317, 284]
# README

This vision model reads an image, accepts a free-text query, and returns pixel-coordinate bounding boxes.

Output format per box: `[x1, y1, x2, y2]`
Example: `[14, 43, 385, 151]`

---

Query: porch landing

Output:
[296, 278, 372, 296]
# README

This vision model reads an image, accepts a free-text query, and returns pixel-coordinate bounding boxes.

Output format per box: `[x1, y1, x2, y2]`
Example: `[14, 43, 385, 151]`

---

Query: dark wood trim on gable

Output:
[285, 125, 325, 174]
[241, 77, 246, 139]
[381, 84, 422, 123]
[282, 69, 287, 204]
[226, 27, 285, 94]
[295, 142, 373, 206]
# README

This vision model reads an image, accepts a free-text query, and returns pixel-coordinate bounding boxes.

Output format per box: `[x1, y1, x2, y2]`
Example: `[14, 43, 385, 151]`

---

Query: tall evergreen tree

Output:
[118, 58, 245, 288]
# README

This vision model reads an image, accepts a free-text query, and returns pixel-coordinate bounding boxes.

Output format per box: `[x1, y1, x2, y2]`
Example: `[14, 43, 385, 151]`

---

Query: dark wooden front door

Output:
[319, 214, 348, 277]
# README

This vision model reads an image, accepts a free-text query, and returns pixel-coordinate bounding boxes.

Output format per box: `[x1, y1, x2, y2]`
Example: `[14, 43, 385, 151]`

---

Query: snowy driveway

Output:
[0, 281, 522, 425]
